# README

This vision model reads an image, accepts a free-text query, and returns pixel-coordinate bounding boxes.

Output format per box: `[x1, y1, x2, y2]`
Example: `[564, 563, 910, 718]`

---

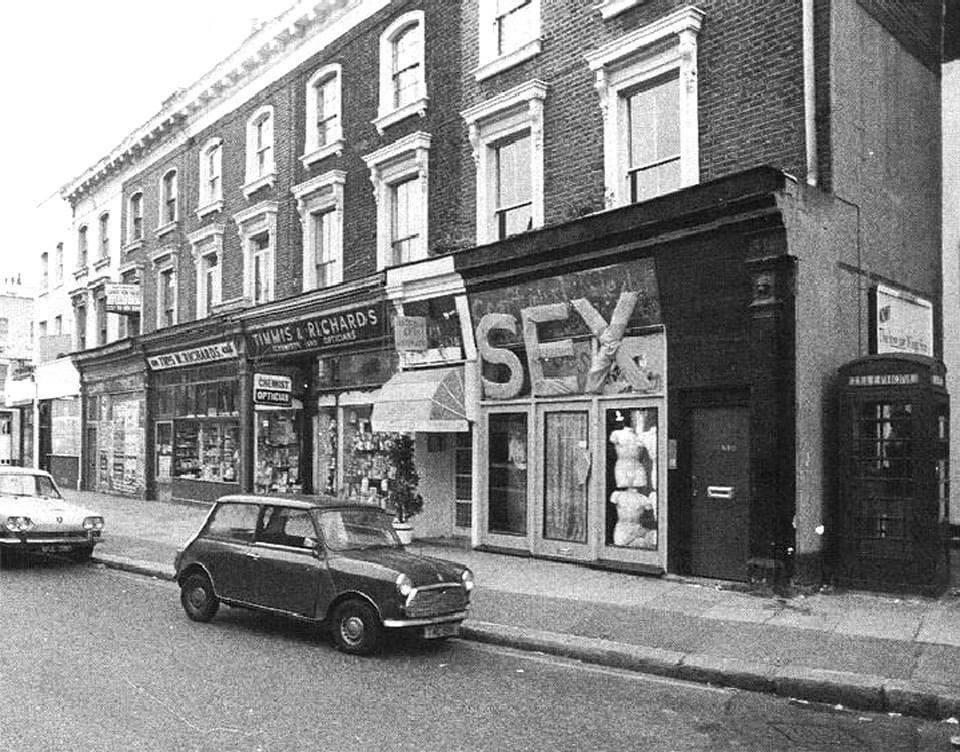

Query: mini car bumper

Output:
[0, 531, 101, 547]
[382, 610, 468, 628]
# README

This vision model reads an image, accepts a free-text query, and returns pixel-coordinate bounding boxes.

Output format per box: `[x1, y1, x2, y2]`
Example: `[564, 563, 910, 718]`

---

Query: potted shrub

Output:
[386, 434, 423, 545]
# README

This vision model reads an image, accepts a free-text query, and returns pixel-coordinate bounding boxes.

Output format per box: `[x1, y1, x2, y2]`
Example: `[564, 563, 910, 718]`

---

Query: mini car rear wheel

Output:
[180, 572, 220, 622]
[331, 600, 382, 655]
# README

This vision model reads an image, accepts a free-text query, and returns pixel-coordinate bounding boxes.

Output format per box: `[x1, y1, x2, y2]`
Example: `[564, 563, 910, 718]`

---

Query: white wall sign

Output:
[254, 373, 293, 406]
[875, 285, 933, 357]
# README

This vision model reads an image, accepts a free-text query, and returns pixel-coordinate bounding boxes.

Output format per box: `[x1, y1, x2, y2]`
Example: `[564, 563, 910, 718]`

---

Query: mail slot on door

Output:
[706, 485, 734, 500]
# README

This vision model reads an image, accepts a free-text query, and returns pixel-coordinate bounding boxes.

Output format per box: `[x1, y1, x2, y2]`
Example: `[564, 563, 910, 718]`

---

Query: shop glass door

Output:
[482, 408, 530, 551]
[599, 401, 665, 568]
[533, 405, 593, 560]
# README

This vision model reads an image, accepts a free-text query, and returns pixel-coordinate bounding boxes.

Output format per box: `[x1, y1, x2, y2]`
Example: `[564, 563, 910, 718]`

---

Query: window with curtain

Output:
[626, 72, 681, 203]
[494, 131, 532, 239]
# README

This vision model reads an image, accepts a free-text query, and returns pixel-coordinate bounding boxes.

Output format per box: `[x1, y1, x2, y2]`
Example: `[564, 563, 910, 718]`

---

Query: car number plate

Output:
[423, 622, 459, 639]
[41, 545, 72, 553]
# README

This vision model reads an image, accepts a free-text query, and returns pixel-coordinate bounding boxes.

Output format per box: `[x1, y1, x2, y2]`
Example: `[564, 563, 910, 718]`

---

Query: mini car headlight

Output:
[461, 568, 475, 592]
[83, 516, 105, 531]
[396, 573, 414, 597]
[4, 516, 34, 532]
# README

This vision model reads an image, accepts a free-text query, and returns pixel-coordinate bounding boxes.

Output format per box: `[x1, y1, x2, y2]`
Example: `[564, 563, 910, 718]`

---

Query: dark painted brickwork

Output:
[124, 0, 463, 332]
[459, 0, 809, 240]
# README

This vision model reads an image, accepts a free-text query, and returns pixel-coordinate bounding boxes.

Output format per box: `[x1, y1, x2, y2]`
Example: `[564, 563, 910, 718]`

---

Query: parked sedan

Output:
[174, 495, 474, 655]
[0, 467, 105, 563]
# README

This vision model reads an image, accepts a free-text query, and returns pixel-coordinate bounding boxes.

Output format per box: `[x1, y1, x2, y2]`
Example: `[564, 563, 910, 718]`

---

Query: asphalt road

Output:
[1, 555, 957, 752]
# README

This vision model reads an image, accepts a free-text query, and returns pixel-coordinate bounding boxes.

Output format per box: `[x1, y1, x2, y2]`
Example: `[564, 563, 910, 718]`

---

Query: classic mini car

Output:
[0, 467, 105, 562]
[174, 495, 474, 655]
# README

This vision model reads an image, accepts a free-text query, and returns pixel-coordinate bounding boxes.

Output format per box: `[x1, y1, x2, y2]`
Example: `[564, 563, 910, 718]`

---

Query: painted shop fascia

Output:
[452, 166, 799, 580]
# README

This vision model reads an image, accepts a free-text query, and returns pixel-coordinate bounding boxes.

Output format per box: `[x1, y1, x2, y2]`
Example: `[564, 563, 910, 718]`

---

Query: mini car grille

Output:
[405, 585, 467, 618]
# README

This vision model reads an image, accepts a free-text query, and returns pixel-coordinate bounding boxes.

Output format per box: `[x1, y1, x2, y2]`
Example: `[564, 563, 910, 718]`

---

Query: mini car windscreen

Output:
[315, 508, 400, 551]
[0, 474, 61, 499]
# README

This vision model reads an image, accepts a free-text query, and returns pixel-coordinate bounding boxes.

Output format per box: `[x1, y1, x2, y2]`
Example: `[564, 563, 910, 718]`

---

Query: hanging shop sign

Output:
[104, 283, 142, 314]
[871, 284, 933, 357]
[147, 341, 238, 370]
[470, 259, 663, 400]
[247, 303, 386, 358]
[254, 373, 293, 407]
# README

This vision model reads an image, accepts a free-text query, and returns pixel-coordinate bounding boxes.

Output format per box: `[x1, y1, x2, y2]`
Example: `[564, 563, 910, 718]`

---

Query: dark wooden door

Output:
[689, 407, 750, 581]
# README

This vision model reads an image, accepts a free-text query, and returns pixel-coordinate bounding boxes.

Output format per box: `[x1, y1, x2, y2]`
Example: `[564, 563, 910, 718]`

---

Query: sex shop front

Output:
[468, 258, 668, 573]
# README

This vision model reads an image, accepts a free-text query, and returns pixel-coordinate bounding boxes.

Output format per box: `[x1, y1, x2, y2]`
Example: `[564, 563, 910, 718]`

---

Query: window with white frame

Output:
[95, 291, 107, 346]
[154, 254, 177, 329]
[363, 132, 430, 269]
[117, 267, 141, 339]
[234, 201, 278, 305]
[74, 299, 87, 350]
[585, 6, 703, 208]
[244, 106, 276, 196]
[293, 171, 345, 291]
[78, 225, 89, 269]
[54, 315, 62, 335]
[198, 139, 223, 216]
[476, 0, 541, 81]
[375, 11, 427, 133]
[98, 212, 110, 259]
[160, 170, 178, 227]
[41, 252, 49, 290]
[302, 65, 343, 166]
[55, 243, 63, 284]
[128, 192, 144, 243]
[188, 224, 224, 318]
[462, 79, 547, 244]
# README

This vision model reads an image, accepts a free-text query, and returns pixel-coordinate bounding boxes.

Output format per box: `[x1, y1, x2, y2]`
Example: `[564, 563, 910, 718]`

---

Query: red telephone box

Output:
[836, 354, 949, 596]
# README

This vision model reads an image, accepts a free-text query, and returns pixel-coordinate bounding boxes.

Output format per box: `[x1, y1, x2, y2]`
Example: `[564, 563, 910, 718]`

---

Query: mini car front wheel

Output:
[180, 572, 220, 622]
[330, 600, 382, 655]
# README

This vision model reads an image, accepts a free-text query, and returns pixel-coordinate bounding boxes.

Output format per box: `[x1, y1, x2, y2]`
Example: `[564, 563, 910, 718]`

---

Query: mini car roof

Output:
[214, 494, 386, 512]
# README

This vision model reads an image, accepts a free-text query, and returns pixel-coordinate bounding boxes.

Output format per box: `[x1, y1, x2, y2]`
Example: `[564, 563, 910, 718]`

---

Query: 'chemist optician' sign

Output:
[254, 373, 293, 406]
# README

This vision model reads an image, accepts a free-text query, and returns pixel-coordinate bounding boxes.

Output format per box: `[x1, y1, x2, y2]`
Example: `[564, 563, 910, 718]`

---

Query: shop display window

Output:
[605, 407, 658, 549]
[542, 411, 589, 543]
[488, 412, 527, 535]
[174, 420, 239, 482]
[256, 410, 302, 494]
[341, 405, 397, 505]
[315, 408, 338, 496]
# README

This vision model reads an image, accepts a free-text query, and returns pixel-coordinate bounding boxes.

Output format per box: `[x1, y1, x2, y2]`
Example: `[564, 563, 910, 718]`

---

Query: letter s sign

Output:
[475, 314, 524, 400]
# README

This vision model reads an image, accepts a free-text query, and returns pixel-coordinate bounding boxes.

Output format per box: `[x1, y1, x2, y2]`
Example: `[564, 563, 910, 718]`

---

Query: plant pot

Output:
[392, 519, 414, 545]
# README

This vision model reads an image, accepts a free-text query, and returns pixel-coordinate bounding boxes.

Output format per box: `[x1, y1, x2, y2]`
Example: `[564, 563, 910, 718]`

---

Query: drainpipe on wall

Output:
[803, 0, 818, 187]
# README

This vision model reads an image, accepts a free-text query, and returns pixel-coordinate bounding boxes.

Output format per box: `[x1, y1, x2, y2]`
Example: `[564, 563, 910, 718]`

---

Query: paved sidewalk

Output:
[68, 489, 960, 721]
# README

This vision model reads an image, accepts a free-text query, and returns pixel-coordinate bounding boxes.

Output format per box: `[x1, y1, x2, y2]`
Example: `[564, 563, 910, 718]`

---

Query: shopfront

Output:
[76, 341, 149, 497]
[149, 341, 242, 503]
[468, 258, 668, 572]
[242, 292, 398, 506]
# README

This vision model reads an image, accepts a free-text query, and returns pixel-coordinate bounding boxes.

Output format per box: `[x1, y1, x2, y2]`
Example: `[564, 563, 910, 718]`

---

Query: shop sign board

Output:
[147, 341, 238, 370]
[254, 373, 293, 407]
[470, 259, 663, 399]
[104, 283, 142, 314]
[873, 284, 933, 357]
[247, 303, 386, 358]
[394, 316, 428, 351]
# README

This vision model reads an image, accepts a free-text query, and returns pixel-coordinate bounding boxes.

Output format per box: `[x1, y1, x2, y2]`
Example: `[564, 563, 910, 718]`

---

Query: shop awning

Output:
[371, 366, 468, 433]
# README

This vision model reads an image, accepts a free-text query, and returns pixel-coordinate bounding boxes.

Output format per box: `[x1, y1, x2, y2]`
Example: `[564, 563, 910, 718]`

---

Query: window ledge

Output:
[196, 199, 224, 220]
[154, 221, 178, 239]
[122, 239, 144, 255]
[72, 266, 89, 281]
[300, 138, 345, 168]
[594, 0, 647, 19]
[242, 172, 276, 199]
[474, 39, 543, 82]
[92, 257, 111, 272]
[373, 97, 429, 134]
